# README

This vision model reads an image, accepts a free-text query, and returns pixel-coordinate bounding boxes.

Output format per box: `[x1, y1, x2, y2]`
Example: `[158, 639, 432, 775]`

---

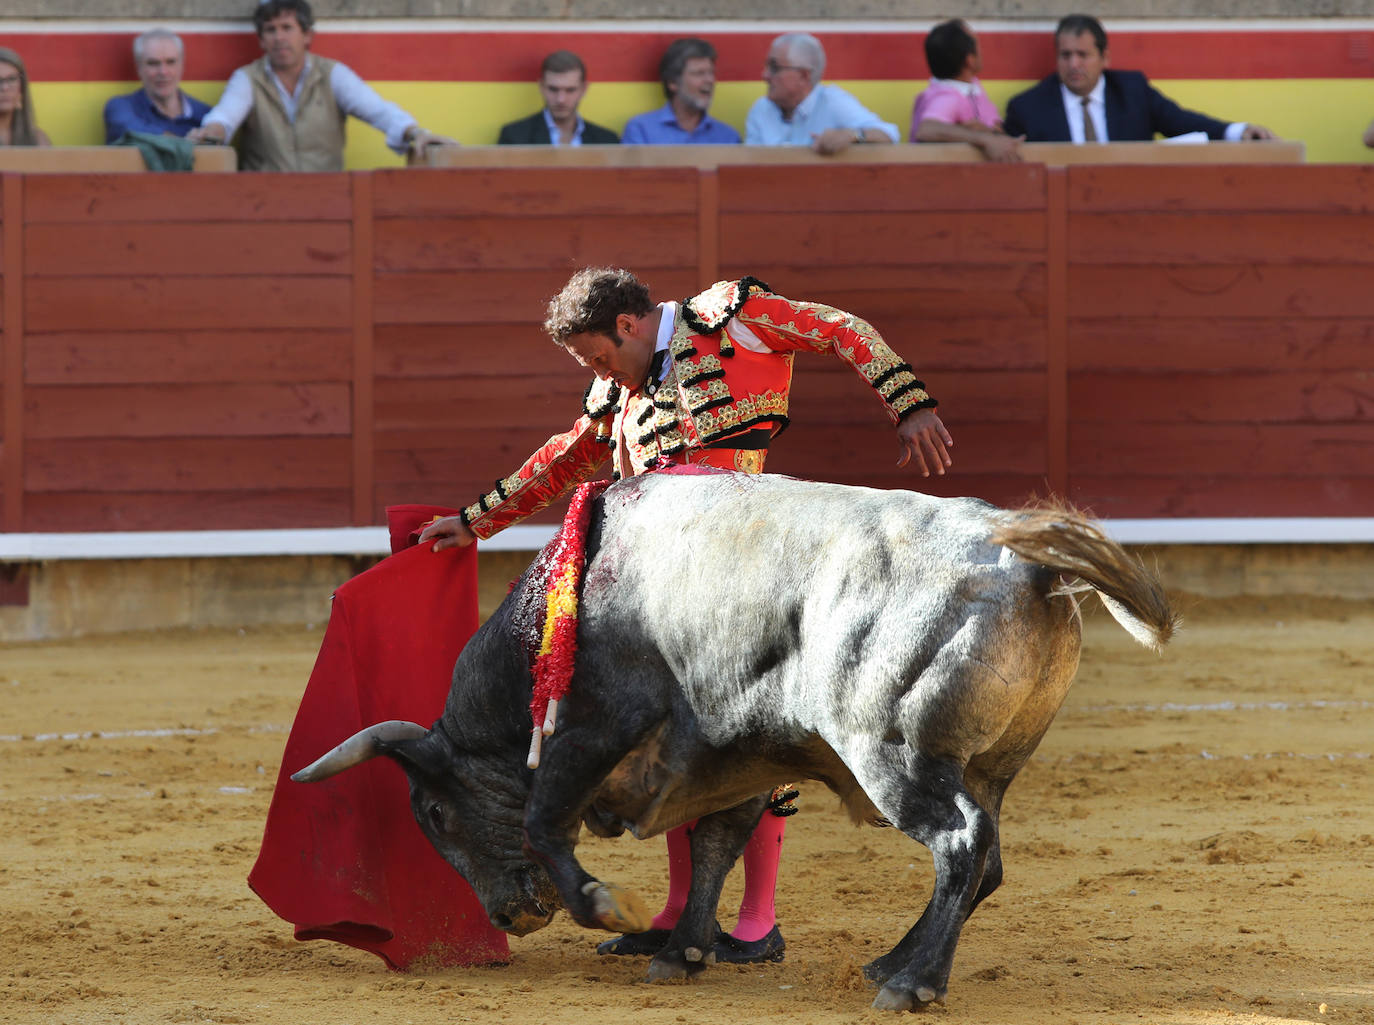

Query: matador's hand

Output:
[419, 515, 477, 551]
[896, 409, 954, 476]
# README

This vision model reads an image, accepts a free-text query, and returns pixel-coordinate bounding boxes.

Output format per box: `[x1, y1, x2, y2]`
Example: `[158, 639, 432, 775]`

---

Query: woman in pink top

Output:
[908, 20, 1022, 162]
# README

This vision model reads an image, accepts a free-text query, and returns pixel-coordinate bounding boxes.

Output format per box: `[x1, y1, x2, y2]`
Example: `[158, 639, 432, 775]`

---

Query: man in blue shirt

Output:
[103, 29, 211, 143]
[745, 32, 899, 154]
[622, 38, 741, 146]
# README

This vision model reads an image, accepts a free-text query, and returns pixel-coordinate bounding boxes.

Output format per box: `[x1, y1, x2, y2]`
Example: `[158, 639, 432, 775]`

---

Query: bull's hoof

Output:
[580, 880, 651, 934]
[871, 982, 943, 1012]
[646, 948, 713, 982]
[595, 928, 671, 957]
[713, 924, 785, 964]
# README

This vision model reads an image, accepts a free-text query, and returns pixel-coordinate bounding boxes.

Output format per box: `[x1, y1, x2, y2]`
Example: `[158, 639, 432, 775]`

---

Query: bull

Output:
[293, 471, 1175, 1011]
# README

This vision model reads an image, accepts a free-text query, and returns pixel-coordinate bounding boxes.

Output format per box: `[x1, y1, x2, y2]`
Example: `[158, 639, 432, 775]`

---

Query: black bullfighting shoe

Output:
[595, 928, 672, 957]
[712, 924, 786, 964]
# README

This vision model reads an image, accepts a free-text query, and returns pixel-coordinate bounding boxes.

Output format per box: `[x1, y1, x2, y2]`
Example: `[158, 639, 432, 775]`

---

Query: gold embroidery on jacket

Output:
[693, 388, 790, 442]
[733, 449, 765, 474]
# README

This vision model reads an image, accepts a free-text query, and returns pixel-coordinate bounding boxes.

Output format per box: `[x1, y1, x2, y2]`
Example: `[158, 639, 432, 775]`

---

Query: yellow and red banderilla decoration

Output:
[527, 480, 609, 769]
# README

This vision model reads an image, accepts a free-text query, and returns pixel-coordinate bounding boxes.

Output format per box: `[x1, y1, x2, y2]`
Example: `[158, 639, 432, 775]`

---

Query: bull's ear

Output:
[375, 732, 445, 783]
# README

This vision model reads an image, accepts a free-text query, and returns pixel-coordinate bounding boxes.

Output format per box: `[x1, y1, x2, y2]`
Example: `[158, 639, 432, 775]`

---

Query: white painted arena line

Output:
[3, 698, 1367, 746]
[2, 718, 1367, 763]
[22, 787, 266, 805]
[1077, 699, 1374, 714]
[0, 724, 287, 744]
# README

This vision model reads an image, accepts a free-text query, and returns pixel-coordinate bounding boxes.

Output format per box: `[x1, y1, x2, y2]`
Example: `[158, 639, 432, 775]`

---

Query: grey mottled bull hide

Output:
[294, 471, 1175, 1011]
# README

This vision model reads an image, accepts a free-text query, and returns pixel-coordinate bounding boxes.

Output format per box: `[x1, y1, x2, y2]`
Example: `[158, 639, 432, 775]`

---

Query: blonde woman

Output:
[0, 48, 51, 146]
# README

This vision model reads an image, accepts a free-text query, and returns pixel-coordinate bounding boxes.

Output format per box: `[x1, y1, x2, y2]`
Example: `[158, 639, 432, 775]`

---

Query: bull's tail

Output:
[991, 505, 1178, 652]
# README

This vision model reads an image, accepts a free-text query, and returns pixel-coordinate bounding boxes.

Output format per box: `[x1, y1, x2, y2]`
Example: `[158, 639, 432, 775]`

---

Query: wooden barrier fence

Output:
[1, 160, 1370, 534]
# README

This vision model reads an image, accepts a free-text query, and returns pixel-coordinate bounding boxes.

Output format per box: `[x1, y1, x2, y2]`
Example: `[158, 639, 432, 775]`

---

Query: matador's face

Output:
[562, 328, 654, 393]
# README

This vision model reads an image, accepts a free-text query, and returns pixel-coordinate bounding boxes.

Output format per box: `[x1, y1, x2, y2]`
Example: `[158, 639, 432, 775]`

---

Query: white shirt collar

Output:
[654, 302, 677, 355]
[931, 76, 982, 98]
[1060, 75, 1106, 110]
[542, 107, 585, 146]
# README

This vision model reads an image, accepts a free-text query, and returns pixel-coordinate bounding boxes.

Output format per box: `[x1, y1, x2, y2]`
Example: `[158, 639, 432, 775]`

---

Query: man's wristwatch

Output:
[851, 128, 866, 144]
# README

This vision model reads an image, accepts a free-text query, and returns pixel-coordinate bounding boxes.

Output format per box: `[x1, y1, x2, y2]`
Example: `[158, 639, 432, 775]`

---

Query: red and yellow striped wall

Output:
[7, 20, 1374, 166]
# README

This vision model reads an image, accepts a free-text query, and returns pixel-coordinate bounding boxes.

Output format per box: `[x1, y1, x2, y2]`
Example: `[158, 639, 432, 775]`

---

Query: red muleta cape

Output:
[248, 504, 509, 970]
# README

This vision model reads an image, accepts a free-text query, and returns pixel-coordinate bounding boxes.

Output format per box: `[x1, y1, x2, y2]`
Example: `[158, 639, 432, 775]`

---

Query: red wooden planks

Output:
[374, 214, 697, 272]
[1069, 317, 1374, 372]
[780, 420, 1046, 477]
[1070, 212, 1374, 266]
[1068, 475, 1374, 519]
[26, 222, 353, 277]
[1068, 371, 1374, 423]
[371, 167, 699, 218]
[26, 329, 353, 385]
[25, 436, 351, 491]
[374, 323, 553, 377]
[719, 164, 1047, 213]
[1067, 165, 1374, 214]
[791, 366, 1048, 423]
[1071, 422, 1374, 477]
[24, 174, 354, 223]
[372, 374, 584, 434]
[24, 489, 353, 531]
[26, 276, 353, 331]
[1068, 265, 1374, 319]
[26, 383, 352, 439]
[374, 268, 698, 325]
[721, 211, 1046, 267]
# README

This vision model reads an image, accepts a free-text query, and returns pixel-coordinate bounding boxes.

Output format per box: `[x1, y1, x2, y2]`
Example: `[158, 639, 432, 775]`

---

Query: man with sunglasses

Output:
[745, 32, 898, 155]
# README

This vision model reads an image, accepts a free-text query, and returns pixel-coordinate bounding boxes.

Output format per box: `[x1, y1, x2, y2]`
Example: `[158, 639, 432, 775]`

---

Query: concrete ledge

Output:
[2, 518, 1369, 564]
[3, 537, 1372, 643]
[1104, 518, 1374, 544]
[0, 549, 548, 643]
[0, 525, 558, 561]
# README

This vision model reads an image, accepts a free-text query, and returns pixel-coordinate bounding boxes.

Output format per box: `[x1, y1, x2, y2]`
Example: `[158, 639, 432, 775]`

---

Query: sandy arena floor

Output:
[2, 594, 1371, 1025]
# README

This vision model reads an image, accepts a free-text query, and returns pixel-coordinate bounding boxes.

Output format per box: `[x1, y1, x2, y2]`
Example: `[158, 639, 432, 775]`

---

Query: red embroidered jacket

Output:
[461, 278, 936, 539]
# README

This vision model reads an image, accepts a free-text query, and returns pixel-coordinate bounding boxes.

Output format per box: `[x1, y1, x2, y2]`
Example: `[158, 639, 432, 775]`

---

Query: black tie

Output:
[645, 348, 668, 396]
[1082, 97, 1098, 142]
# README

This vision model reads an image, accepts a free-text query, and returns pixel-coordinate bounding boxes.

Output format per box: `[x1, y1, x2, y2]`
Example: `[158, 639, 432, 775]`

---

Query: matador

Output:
[421, 267, 954, 964]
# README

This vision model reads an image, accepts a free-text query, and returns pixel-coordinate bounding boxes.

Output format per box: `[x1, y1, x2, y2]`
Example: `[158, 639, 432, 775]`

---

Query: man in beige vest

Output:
[189, 0, 448, 171]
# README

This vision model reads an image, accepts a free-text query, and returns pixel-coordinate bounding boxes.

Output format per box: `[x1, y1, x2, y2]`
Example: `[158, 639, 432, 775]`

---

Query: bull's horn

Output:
[290, 720, 429, 782]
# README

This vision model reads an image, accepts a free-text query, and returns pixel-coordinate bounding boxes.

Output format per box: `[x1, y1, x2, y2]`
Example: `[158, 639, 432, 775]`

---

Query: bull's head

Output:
[290, 721, 560, 935]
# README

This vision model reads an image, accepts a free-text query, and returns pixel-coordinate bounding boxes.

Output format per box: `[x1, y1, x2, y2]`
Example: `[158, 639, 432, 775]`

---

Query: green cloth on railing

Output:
[111, 130, 198, 172]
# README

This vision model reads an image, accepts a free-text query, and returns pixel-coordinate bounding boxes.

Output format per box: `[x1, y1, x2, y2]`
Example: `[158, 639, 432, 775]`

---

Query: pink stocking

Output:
[649, 820, 696, 931]
[732, 812, 786, 941]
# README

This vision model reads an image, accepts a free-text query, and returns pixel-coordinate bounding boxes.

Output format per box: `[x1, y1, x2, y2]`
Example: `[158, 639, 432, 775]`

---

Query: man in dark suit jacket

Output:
[1003, 14, 1276, 144]
[497, 50, 619, 145]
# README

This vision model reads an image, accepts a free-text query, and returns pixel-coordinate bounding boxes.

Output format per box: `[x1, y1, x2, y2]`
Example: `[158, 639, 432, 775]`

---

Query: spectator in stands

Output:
[745, 32, 898, 154]
[187, 0, 448, 171]
[497, 51, 619, 145]
[103, 29, 210, 143]
[1003, 14, 1277, 144]
[909, 20, 1021, 163]
[0, 47, 50, 147]
[622, 38, 740, 145]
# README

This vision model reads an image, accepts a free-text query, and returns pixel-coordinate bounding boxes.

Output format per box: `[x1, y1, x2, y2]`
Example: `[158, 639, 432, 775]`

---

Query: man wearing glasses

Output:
[745, 32, 898, 154]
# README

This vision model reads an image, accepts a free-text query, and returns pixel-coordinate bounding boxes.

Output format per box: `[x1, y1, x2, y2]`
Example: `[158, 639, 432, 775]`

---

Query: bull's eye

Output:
[427, 803, 446, 832]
